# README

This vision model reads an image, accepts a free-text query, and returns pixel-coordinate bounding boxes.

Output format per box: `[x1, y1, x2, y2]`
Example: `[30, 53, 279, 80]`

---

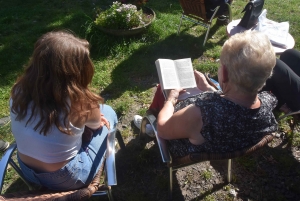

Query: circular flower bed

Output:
[94, 1, 155, 36]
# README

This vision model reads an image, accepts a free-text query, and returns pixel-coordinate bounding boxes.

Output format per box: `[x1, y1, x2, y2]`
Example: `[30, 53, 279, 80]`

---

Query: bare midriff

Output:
[18, 152, 70, 173]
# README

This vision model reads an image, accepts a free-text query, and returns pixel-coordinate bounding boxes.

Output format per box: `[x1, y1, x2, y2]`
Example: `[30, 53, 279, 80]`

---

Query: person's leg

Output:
[205, 0, 230, 18]
[280, 49, 300, 76]
[262, 58, 300, 111]
[133, 85, 164, 136]
[205, 0, 231, 25]
[84, 104, 118, 184]
[148, 84, 166, 117]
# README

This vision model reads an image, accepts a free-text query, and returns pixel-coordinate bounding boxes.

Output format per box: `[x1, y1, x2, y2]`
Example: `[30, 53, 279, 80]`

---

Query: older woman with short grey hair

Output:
[157, 31, 278, 157]
[221, 31, 275, 94]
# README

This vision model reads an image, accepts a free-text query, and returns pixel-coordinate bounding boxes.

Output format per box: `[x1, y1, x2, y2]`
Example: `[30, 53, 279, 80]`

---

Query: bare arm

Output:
[85, 105, 102, 130]
[70, 103, 105, 130]
[194, 70, 217, 92]
[157, 89, 206, 145]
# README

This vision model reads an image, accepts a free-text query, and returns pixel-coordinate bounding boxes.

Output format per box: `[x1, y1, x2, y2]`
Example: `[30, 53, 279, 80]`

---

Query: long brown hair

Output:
[11, 31, 103, 135]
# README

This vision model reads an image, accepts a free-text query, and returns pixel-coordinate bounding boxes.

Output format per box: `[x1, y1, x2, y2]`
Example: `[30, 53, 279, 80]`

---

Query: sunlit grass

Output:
[1, 0, 300, 198]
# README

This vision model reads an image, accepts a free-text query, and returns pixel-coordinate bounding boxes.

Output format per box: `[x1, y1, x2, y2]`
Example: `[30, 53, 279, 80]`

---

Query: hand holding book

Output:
[155, 58, 201, 100]
[164, 88, 183, 106]
[155, 58, 219, 101]
[194, 70, 218, 92]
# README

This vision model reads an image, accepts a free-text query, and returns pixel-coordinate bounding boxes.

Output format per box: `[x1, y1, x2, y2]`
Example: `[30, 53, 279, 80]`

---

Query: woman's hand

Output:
[194, 70, 216, 92]
[88, 114, 110, 131]
[166, 89, 185, 106]
[166, 88, 183, 106]
[99, 114, 110, 130]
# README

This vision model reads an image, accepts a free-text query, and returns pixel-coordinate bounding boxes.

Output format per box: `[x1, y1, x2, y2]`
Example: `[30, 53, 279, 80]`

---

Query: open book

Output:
[155, 58, 202, 100]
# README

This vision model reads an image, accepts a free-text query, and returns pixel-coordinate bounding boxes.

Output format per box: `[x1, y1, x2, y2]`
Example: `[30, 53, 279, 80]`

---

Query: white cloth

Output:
[256, 9, 289, 48]
[10, 99, 83, 163]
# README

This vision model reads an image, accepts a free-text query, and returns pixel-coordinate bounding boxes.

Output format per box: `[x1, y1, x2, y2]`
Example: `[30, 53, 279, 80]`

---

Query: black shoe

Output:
[216, 15, 229, 26]
[0, 140, 9, 152]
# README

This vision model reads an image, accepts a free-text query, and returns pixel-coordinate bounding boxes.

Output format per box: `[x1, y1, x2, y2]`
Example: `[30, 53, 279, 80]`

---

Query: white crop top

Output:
[10, 99, 84, 163]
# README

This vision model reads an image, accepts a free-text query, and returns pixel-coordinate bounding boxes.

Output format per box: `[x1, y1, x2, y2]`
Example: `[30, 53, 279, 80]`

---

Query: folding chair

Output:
[177, 0, 232, 46]
[140, 111, 299, 200]
[0, 129, 125, 201]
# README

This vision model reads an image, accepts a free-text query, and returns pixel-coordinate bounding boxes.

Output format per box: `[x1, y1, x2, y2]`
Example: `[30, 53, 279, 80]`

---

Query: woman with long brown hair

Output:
[10, 30, 118, 190]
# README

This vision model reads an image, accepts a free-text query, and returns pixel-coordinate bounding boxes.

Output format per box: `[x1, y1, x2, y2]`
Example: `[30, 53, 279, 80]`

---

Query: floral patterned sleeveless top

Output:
[168, 91, 278, 157]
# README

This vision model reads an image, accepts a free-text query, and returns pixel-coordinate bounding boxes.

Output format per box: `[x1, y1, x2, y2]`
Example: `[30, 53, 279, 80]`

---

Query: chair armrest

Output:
[141, 114, 171, 164]
[0, 143, 35, 192]
[0, 143, 17, 193]
[106, 129, 117, 186]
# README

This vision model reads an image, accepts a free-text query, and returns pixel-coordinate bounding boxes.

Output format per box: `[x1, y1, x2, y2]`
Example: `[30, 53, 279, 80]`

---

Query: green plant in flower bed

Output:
[95, 1, 146, 30]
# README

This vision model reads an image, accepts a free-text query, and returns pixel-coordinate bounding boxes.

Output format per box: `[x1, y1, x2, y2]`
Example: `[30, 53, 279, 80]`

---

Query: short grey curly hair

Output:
[220, 30, 276, 94]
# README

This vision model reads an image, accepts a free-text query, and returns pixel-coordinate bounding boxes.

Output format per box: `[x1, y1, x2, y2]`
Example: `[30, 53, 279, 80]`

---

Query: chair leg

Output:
[203, 6, 219, 46]
[107, 186, 114, 201]
[177, 14, 184, 35]
[116, 129, 125, 150]
[227, 159, 232, 183]
[168, 166, 173, 200]
[103, 168, 115, 201]
[203, 24, 211, 46]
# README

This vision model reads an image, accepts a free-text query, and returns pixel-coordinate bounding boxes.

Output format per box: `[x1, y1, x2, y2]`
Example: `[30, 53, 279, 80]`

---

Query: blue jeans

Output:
[18, 104, 118, 191]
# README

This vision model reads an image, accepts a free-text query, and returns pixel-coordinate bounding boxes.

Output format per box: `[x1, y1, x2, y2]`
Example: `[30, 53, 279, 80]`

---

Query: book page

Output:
[174, 58, 197, 88]
[155, 59, 180, 89]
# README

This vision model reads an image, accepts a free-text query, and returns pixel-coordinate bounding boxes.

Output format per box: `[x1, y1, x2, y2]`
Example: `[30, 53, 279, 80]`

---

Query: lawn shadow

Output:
[204, 137, 300, 201]
[0, 0, 103, 88]
[113, 128, 300, 201]
[112, 131, 189, 201]
[161, 136, 300, 201]
[98, 23, 224, 101]
[5, 129, 299, 201]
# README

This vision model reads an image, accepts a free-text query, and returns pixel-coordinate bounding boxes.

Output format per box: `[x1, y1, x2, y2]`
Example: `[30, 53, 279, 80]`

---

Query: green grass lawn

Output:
[0, 0, 300, 199]
[1, 0, 299, 120]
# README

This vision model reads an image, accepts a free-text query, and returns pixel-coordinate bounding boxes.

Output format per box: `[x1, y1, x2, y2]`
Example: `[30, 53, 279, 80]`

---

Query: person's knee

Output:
[100, 104, 118, 127]
[100, 104, 115, 114]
